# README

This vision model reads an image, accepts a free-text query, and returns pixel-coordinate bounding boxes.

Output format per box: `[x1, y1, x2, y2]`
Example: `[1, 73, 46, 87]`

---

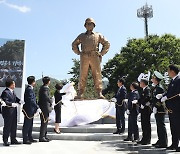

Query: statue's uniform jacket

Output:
[72, 31, 110, 93]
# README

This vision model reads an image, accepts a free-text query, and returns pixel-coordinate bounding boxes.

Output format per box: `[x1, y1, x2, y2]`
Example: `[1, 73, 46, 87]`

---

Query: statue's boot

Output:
[74, 90, 84, 100]
[97, 91, 105, 99]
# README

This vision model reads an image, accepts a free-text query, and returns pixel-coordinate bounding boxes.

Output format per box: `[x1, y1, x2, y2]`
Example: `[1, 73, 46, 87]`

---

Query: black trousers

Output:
[141, 107, 151, 142]
[22, 116, 34, 142]
[128, 113, 139, 139]
[39, 114, 48, 139]
[168, 111, 180, 148]
[155, 113, 167, 145]
[116, 106, 125, 131]
[2, 108, 17, 143]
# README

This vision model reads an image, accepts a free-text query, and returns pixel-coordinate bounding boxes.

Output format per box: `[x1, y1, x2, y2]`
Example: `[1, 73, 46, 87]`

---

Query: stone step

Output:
[16, 122, 158, 133]
[0, 122, 171, 141]
[17, 123, 117, 133]
[0, 125, 171, 141]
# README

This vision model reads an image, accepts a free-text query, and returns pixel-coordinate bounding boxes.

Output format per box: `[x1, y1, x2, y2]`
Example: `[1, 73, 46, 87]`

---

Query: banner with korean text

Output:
[0, 38, 25, 88]
[0, 38, 25, 125]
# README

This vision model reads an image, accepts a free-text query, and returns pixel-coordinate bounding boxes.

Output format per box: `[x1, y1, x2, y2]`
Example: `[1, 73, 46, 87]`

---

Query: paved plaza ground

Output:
[0, 122, 179, 154]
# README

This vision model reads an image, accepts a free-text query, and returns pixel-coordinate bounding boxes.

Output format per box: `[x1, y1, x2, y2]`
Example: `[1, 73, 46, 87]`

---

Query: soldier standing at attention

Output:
[124, 82, 140, 142]
[72, 18, 110, 99]
[151, 71, 167, 148]
[137, 79, 152, 145]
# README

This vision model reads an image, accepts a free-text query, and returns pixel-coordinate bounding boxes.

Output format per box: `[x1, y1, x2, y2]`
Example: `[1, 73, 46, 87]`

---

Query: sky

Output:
[0, 0, 180, 81]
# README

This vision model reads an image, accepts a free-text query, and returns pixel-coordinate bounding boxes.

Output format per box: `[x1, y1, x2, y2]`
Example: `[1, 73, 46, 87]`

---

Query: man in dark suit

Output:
[1, 79, 21, 146]
[124, 82, 140, 142]
[22, 76, 40, 144]
[113, 78, 127, 134]
[137, 79, 152, 145]
[38, 76, 52, 142]
[151, 71, 167, 148]
[161, 65, 180, 152]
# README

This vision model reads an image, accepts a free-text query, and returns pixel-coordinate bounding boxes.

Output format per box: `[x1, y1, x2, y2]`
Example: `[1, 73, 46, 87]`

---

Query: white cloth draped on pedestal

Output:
[49, 82, 115, 127]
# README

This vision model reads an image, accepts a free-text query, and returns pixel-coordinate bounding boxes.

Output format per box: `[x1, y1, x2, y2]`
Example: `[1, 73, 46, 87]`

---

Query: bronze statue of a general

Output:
[72, 18, 110, 99]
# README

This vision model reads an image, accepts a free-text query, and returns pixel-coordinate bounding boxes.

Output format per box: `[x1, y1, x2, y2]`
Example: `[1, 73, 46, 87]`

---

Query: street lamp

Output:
[137, 3, 153, 38]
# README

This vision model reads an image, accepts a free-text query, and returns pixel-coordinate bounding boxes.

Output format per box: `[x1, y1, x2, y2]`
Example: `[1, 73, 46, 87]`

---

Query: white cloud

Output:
[0, 0, 31, 13]
[0, 0, 5, 3]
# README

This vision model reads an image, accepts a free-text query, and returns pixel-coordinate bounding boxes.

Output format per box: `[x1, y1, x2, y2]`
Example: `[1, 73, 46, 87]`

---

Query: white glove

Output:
[140, 104, 144, 109]
[126, 109, 130, 115]
[161, 96, 167, 102]
[153, 107, 157, 114]
[111, 98, 117, 103]
[156, 94, 163, 99]
[37, 108, 42, 114]
[132, 100, 138, 104]
[20, 100, 25, 105]
[123, 99, 128, 103]
[12, 103, 18, 108]
[146, 102, 151, 106]
[1, 100, 6, 106]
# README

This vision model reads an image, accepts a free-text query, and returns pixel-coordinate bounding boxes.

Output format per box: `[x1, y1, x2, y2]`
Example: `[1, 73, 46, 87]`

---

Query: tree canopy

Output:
[0, 40, 25, 61]
[102, 34, 180, 94]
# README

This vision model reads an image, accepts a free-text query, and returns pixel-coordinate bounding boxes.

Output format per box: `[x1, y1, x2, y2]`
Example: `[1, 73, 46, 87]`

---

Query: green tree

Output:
[68, 59, 80, 89]
[33, 78, 66, 99]
[102, 34, 180, 94]
[0, 40, 25, 61]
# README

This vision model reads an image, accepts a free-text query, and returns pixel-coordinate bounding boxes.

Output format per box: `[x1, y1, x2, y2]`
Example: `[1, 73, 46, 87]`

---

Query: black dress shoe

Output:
[45, 137, 51, 141]
[29, 139, 38, 143]
[155, 144, 167, 148]
[119, 129, 125, 134]
[141, 141, 150, 145]
[132, 138, 139, 142]
[166, 145, 176, 150]
[119, 131, 125, 134]
[11, 139, 21, 145]
[124, 137, 133, 141]
[113, 130, 120, 134]
[137, 140, 143, 144]
[176, 147, 180, 152]
[152, 141, 159, 146]
[3, 142, 10, 146]
[152, 143, 158, 146]
[23, 141, 32, 145]
[39, 138, 49, 142]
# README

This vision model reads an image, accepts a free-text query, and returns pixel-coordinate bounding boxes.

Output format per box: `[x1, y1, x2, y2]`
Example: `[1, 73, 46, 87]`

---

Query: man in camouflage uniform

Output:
[72, 18, 110, 99]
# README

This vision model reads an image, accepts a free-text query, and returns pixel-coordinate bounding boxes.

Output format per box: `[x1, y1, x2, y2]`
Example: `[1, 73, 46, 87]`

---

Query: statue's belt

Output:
[81, 51, 100, 56]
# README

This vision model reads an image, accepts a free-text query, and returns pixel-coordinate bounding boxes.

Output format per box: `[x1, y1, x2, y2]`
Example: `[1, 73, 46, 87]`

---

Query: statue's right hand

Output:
[77, 51, 81, 55]
[99, 55, 102, 62]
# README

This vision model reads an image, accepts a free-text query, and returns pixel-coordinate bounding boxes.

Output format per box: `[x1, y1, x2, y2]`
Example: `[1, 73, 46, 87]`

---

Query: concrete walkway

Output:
[0, 132, 178, 154]
[0, 116, 178, 153]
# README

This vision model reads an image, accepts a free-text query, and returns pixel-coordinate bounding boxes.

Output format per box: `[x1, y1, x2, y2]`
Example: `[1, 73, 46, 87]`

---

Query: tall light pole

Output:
[137, 3, 153, 38]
